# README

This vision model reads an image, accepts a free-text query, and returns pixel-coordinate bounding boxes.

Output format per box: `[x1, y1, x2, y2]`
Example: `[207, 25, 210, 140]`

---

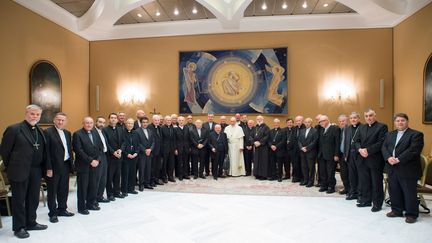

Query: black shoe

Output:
[49, 216, 58, 223]
[214, 177, 218, 180]
[26, 223, 48, 231]
[199, 175, 206, 179]
[163, 179, 168, 183]
[405, 216, 417, 224]
[386, 211, 403, 217]
[78, 210, 90, 215]
[144, 185, 154, 190]
[371, 206, 382, 212]
[94, 202, 100, 207]
[346, 194, 358, 200]
[97, 198, 110, 203]
[220, 175, 226, 178]
[339, 189, 348, 195]
[283, 176, 290, 180]
[14, 228, 30, 239]
[87, 205, 100, 211]
[122, 192, 128, 197]
[319, 187, 327, 192]
[326, 188, 335, 194]
[150, 182, 157, 187]
[156, 180, 164, 185]
[179, 177, 183, 181]
[168, 178, 176, 182]
[300, 181, 307, 186]
[193, 176, 198, 179]
[278, 178, 282, 182]
[139, 186, 144, 191]
[183, 176, 190, 179]
[315, 183, 321, 188]
[291, 178, 301, 183]
[306, 183, 313, 188]
[356, 202, 372, 207]
[108, 196, 116, 201]
[128, 190, 138, 194]
[114, 193, 125, 199]
[58, 210, 75, 217]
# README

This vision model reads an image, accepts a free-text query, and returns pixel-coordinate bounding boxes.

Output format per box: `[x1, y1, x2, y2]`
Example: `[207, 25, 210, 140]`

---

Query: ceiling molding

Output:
[13, 0, 432, 41]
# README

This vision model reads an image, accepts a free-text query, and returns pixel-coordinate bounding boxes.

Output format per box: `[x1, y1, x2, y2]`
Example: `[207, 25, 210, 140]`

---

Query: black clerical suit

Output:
[298, 127, 318, 186]
[44, 126, 73, 218]
[317, 125, 340, 191]
[355, 122, 388, 208]
[284, 127, 297, 179]
[243, 126, 255, 176]
[161, 124, 176, 181]
[203, 121, 217, 176]
[174, 125, 190, 179]
[253, 123, 270, 179]
[382, 128, 424, 218]
[292, 124, 306, 182]
[72, 128, 103, 212]
[148, 124, 163, 185]
[268, 127, 287, 180]
[338, 126, 350, 193]
[190, 127, 209, 178]
[0, 121, 50, 232]
[343, 123, 361, 199]
[134, 127, 154, 187]
[209, 131, 228, 179]
[102, 125, 124, 198]
[121, 129, 139, 193]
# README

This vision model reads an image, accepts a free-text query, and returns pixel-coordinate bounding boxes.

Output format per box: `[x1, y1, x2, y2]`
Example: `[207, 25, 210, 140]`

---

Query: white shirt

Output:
[142, 128, 149, 139]
[305, 127, 311, 138]
[96, 128, 108, 153]
[56, 127, 70, 161]
[393, 129, 407, 157]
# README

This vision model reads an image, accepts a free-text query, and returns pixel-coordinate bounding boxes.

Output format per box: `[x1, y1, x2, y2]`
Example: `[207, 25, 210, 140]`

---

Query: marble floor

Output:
[1, 186, 431, 243]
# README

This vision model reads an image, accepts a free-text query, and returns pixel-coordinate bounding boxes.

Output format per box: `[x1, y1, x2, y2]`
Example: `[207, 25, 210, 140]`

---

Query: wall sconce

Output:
[117, 82, 147, 105]
[323, 80, 356, 104]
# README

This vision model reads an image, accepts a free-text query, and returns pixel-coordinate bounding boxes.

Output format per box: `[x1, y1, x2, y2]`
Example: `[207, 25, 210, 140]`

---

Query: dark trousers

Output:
[164, 151, 175, 180]
[277, 155, 288, 180]
[121, 157, 137, 193]
[292, 149, 303, 180]
[138, 154, 152, 186]
[339, 156, 350, 192]
[283, 151, 293, 179]
[300, 153, 316, 185]
[318, 158, 336, 189]
[77, 167, 98, 211]
[186, 153, 192, 176]
[106, 157, 122, 197]
[204, 150, 213, 175]
[151, 154, 162, 182]
[176, 150, 189, 179]
[269, 152, 278, 179]
[96, 153, 108, 199]
[212, 151, 225, 179]
[388, 172, 419, 218]
[47, 162, 71, 217]
[243, 149, 253, 175]
[347, 154, 360, 196]
[358, 163, 384, 207]
[9, 167, 42, 231]
[192, 148, 206, 177]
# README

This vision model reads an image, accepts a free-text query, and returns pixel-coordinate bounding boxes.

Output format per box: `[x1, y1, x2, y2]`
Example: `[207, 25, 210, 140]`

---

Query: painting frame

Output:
[29, 60, 62, 125]
[178, 47, 288, 115]
[423, 53, 432, 123]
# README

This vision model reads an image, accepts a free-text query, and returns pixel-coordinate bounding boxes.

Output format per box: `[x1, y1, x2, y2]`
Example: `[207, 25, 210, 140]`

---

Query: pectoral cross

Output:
[33, 143, 40, 150]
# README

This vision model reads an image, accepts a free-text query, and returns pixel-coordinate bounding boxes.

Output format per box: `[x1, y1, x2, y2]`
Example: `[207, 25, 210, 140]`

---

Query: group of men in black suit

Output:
[0, 106, 425, 239]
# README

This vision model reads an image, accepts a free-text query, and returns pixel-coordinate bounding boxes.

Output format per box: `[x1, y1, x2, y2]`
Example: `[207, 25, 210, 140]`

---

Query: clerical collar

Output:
[25, 120, 37, 130]
[368, 121, 377, 127]
[397, 128, 408, 133]
[109, 125, 116, 129]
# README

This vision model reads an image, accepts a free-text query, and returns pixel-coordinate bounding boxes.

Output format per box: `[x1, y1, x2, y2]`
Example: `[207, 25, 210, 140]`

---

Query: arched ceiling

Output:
[14, 0, 432, 40]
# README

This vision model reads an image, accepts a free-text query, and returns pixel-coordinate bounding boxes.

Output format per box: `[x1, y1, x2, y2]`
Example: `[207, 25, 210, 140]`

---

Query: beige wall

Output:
[0, 0, 89, 137]
[90, 29, 393, 126]
[394, 3, 432, 153]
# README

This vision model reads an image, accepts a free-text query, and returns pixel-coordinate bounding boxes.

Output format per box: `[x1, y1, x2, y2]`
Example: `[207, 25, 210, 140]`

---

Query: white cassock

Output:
[224, 124, 245, 176]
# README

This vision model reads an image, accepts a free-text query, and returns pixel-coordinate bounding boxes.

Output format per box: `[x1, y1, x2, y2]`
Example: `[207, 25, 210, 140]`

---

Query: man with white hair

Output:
[0, 105, 52, 238]
[161, 115, 176, 182]
[243, 120, 255, 176]
[190, 119, 209, 179]
[148, 114, 163, 186]
[252, 115, 270, 180]
[268, 118, 287, 182]
[220, 115, 228, 131]
[224, 117, 246, 176]
[292, 115, 305, 183]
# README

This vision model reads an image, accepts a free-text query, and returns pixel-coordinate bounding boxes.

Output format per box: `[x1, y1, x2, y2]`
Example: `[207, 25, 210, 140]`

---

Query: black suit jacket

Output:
[44, 126, 73, 174]
[148, 124, 162, 155]
[318, 125, 340, 160]
[72, 128, 103, 173]
[298, 127, 318, 159]
[268, 128, 287, 158]
[354, 122, 388, 169]
[0, 121, 50, 182]
[161, 125, 176, 153]
[243, 126, 255, 148]
[134, 128, 155, 156]
[203, 122, 217, 132]
[174, 126, 190, 153]
[133, 120, 141, 130]
[253, 123, 270, 145]
[285, 127, 297, 151]
[102, 125, 124, 158]
[209, 131, 228, 153]
[121, 129, 140, 157]
[382, 128, 424, 179]
[190, 127, 209, 153]
[342, 123, 361, 160]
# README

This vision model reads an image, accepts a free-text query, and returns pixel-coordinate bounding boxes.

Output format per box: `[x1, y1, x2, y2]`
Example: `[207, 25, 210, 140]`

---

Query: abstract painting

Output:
[179, 48, 288, 114]
[30, 60, 62, 124]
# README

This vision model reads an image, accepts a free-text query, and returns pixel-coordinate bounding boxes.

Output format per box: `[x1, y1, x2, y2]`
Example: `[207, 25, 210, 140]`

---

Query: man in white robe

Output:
[224, 117, 245, 176]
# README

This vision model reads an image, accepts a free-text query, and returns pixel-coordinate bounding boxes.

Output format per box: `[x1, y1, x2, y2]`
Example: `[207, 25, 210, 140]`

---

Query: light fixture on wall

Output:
[323, 79, 357, 104]
[117, 82, 148, 106]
